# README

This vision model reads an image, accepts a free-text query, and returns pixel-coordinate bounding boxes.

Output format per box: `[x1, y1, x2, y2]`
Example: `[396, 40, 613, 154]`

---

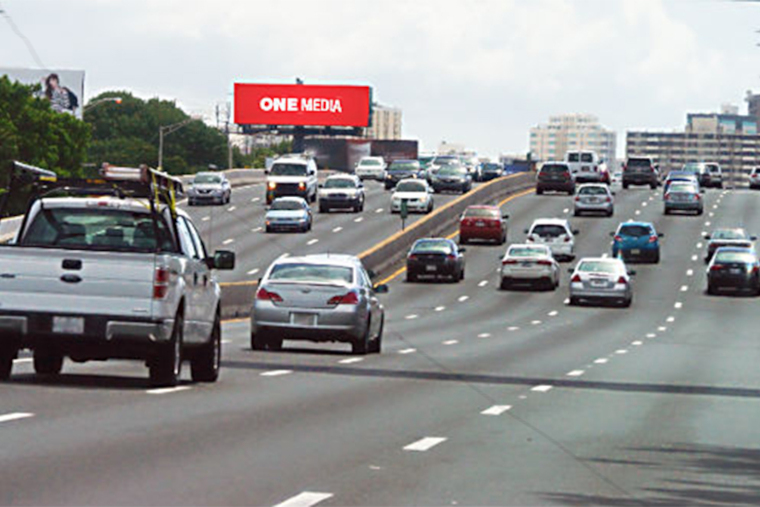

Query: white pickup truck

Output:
[0, 163, 235, 386]
[564, 150, 610, 184]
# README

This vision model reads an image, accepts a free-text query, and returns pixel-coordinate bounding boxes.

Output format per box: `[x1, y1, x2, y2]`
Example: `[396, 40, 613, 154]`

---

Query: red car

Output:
[459, 205, 508, 245]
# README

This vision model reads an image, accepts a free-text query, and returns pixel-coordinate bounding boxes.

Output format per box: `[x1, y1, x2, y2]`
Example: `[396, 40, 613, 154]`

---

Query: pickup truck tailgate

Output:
[0, 247, 156, 317]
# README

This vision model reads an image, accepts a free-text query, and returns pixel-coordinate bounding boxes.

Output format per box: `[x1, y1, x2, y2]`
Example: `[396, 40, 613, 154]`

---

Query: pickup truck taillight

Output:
[153, 267, 170, 299]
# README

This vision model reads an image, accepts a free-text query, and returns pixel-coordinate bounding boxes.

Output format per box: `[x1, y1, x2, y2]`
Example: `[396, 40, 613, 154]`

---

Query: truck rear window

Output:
[270, 164, 308, 176]
[21, 208, 175, 252]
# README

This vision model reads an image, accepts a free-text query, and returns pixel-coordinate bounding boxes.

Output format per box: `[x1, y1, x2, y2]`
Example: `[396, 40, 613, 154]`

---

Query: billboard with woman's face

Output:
[0, 68, 85, 119]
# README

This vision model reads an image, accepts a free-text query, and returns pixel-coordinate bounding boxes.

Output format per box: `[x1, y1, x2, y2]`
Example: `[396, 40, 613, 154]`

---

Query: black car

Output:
[430, 166, 472, 194]
[536, 163, 575, 195]
[480, 162, 504, 181]
[385, 160, 422, 190]
[622, 157, 658, 189]
[406, 238, 466, 282]
[706, 247, 760, 296]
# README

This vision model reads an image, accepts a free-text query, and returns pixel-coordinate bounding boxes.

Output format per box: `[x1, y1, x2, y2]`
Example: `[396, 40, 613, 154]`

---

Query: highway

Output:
[3, 181, 760, 505]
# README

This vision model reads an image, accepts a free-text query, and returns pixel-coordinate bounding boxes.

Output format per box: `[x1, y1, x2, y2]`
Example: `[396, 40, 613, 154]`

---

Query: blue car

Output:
[610, 221, 664, 263]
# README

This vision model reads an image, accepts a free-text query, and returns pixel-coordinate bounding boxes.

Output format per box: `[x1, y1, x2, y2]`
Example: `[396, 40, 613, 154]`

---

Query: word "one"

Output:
[259, 97, 343, 113]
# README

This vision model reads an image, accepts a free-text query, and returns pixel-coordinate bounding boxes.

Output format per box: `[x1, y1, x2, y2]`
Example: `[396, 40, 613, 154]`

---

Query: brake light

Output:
[571, 274, 581, 283]
[153, 267, 170, 299]
[446, 254, 457, 261]
[408, 254, 418, 261]
[328, 290, 360, 305]
[648, 235, 657, 243]
[695, 193, 701, 201]
[753, 266, 759, 274]
[536, 260, 552, 266]
[562, 171, 571, 179]
[614, 235, 622, 242]
[710, 265, 723, 272]
[605, 197, 612, 203]
[502, 259, 518, 265]
[564, 236, 572, 242]
[574, 196, 581, 202]
[256, 287, 283, 302]
[617, 276, 627, 284]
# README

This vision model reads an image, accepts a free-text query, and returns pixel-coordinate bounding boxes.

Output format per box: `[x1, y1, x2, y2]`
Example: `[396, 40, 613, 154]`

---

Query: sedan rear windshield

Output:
[541, 164, 569, 173]
[389, 163, 418, 172]
[578, 186, 608, 196]
[508, 247, 550, 258]
[627, 159, 651, 167]
[269, 263, 354, 284]
[618, 225, 653, 237]
[194, 174, 222, 184]
[483, 164, 502, 171]
[437, 167, 466, 177]
[412, 240, 453, 255]
[531, 224, 568, 237]
[713, 229, 747, 240]
[433, 157, 458, 165]
[669, 184, 698, 193]
[464, 208, 499, 218]
[714, 252, 757, 264]
[395, 181, 426, 193]
[324, 179, 356, 189]
[359, 159, 382, 166]
[270, 163, 308, 176]
[21, 208, 174, 252]
[578, 261, 620, 274]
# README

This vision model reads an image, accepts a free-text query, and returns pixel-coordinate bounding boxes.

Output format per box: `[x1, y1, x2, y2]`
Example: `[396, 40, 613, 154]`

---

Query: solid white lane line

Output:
[478, 280, 489, 287]
[404, 437, 447, 452]
[458, 295, 469, 302]
[481, 405, 512, 416]
[666, 316, 675, 323]
[566, 370, 585, 377]
[434, 306, 445, 312]
[532, 385, 553, 392]
[615, 349, 628, 354]
[201, 216, 210, 222]
[675, 302, 683, 309]
[339, 357, 364, 364]
[273, 491, 334, 507]
[548, 310, 558, 317]
[443, 340, 459, 345]
[531, 320, 542, 325]
[680, 285, 688, 292]
[594, 358, 609, 364]
[354, 217, 364, 223]
[227, 206, 237, 212]
[247, 268, 260, 276]
[478, 333, 491, 338]
[0, 412, 34, 424]
[222, 238, 235, 245]
[307, 239, 319, 246]
[260, 370, 293, 377]
[12, 358, 32, 364]
[405, 314, 418, 320]
[398, 348, 417, 354]
[332, 226, 343, 233]
[508, 326, 520, 331]
[686, 269, 694, 277]
[251, 197, 260, 203]
[146, 386, 191, 395]
[632, 341, 643, 346]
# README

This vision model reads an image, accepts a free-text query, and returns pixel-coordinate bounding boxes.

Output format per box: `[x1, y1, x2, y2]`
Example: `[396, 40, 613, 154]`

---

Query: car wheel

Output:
[664, 208, 670, 215]
[707, 284, 717, 296]
[251, 329, 268, 350]
[460, 236, 468, 245]
[607, 209, 614, 217]
[352, 320, 370, 355]
[500, 278, 510, 290]
[33, 348, 64, 376]
[460, 267, 465, 281]
[569, 296, 580, 306]
[697, 208, 703, 216]
[650, 183, 657, 189]
[536, 187, 544, 195]
[319, 203, 327, 213]
[406, 272, 417, 283]
[653, 251, 660, 264]
[268, 335, 283, 351]
[0, 346, 13, 381]
[191, 312, 221, 382]
[622, 182, 629, 189]
[573, 209, 580, 217]
[369, 316, 384, 354]
[622, 297, 632, 308]
[149, 312, 183, 387]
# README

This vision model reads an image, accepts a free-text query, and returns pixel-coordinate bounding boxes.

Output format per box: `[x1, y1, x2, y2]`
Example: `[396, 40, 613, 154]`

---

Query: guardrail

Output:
[219, 172, 536, 319]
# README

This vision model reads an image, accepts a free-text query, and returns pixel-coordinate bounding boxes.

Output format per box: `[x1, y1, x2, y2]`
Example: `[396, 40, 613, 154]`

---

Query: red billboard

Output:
[234, 83, 371, 127]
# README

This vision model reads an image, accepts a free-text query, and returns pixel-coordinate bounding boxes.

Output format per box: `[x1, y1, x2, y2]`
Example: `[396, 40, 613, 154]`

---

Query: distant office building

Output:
[365, 104, 402, 140]
[529, 113, 617, 164]
[626, 105, 760, 183]
[746, 91, 760, 122]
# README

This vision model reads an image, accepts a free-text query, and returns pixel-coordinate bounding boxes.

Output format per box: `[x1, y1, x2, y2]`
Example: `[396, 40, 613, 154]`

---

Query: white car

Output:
[391, 179, 434, 214]
[524, 218, 578, 261]
[499, 244, 560, 290]
[355, 156, 387, 181]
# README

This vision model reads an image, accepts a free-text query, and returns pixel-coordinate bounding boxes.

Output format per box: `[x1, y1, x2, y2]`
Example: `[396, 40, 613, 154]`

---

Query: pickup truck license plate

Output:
[291, 313, 316, 327]
[426, 265, 437, 272]
[52, 316, 84, 334]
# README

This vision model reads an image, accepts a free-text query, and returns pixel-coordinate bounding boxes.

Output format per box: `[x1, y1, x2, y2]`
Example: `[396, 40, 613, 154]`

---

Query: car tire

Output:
[427, 202, 433, 214]
[697, 208, 703, 216]
[569, 296, 580, 306]
[607, 209, 614, 217]
[664, 208, 670, 215]
[0, 347, 13, 381]
[191, 312, 221, 382]
[369, 316, 384, 354]
[33, 348, 64, 376]
[650, 183, 657, 190]
[573, 209, 580, 217]
[149, 312, 183, 387]
[622, 297, 632, 308]
[652, 251, 660, 264]
[707, 284, 717, 296]
[251, 329, 268, 351]
[406, 272, 417, 283]
[536, 187, 544, 195]
[319, 203, 328, 213]
[268, 335, 283, 351]
[352, 320, 370, 355]
[460, 236, 468, 245]
[460, 268, 465, 281]
[622, 182, 629, 189]
[500, 278, 510, 290]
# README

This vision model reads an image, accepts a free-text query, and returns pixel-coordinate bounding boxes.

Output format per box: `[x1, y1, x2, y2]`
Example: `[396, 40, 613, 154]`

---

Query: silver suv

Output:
[251, 254, 389, 354]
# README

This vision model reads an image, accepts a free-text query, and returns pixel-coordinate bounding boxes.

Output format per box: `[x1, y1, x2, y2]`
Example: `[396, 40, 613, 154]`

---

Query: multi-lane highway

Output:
[3, 180, 760, 506]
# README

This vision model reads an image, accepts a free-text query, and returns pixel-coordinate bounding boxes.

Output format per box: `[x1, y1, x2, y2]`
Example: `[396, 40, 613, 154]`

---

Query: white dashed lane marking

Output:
[0, 412, 34, 424]
[434, 306, 445, 312]
[686, 269, 694, 277]
[339, 357, 364, 364]
[458, 296, 469, 303]
[332, 226, 343, 233]
[251, 197, 260, 203]
[404, 437, 447, 452]
[222, 238, 235, 245]
[398, 348, 417, 354]
[566, 370, 585, 377]
[260, 370, 293, 377]
[307, 239, 319, 246]
[478, 280, 489, 287]
[481, 405, 512, 416]
[675, 302, 683, 309]
[696, 242, 703, 249]
[273, 492, 334, 507]
[201, 216, 210, 222]
[563, 208, 569, 214]
[647, 333, 657, 339]
[658, 326, 667, 332]
[531, 385, 553, 392]
[666, 316, 675, 323]
[680, 285, 688, 292]
[227, 206, 236, 212]
[247, 268, 260, 276]
[405, 314, 418, 320]
[508, 326, 520, 331]
[548, 311, 558, 317]
[443, 340, 459, 345]
[531, 320, 542, 325]
[632, 341, 643, 346]
[594, 358, 609, 364]
[146, 386, 192, 395]
[691, 255, 698, 262]
[252, 226, 262, 232]
[478, 333, 491, 338]
[615, 349, 628, 355]
[375, 208, 384, 214]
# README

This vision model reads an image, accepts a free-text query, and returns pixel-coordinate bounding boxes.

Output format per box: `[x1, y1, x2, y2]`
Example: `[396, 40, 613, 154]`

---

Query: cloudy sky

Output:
[0, 0, 758, 157]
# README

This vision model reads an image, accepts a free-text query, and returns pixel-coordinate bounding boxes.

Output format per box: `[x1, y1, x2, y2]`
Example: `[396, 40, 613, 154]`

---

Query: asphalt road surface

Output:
[3, 182, 760, 506]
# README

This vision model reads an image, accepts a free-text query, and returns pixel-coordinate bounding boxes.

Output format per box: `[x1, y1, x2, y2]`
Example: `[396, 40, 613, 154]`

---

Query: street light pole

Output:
[83, 96, 122, 113]
[157, 117, 199, 170]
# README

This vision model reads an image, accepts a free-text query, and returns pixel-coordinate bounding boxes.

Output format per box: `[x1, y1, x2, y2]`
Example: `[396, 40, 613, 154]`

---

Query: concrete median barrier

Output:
[218, 172, 535, 319]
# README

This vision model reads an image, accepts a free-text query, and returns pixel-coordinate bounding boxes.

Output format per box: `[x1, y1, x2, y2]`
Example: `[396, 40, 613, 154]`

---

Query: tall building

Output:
[626, 105, 760, 184]
[529, 113, 617, 164]
[365, 104, 402, 140]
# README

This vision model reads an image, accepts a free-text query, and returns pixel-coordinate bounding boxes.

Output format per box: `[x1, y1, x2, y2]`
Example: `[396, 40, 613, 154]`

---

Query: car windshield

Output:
[579, 186, 608, 196]
[509, 247, 550, 258]
[270, 200, 304, 211]
[714, 251, 756, 264]
[324, 179, 356, 189]
[464, 208, 499, 218]
[713, 229, 747, 240]
[270, 163, 308, 176]
[532, 224, 568, 237]
[194, 174, 221, 184]
[619, 225, 653, 237]
[413, 240, 453, 255]
[433, 157, 458, 165]
[390, 163, 418, 172]
[437, 167, 466, 176]
[269, 263, 353, 284]
[395, 181, 426, 193]
[359, 159, 381, 166]
[21, 208, 175, 252]
[578, 261, 619, 274]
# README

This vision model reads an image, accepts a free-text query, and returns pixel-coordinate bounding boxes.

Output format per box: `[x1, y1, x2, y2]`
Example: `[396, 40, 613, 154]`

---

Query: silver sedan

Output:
[568, 257, 635, 307]
[250, 254, 388, 354]
[573, 183, 614, 217]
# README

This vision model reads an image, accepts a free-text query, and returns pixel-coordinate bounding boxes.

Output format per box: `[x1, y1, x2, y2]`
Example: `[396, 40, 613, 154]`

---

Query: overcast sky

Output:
[0, 0, 758, 157]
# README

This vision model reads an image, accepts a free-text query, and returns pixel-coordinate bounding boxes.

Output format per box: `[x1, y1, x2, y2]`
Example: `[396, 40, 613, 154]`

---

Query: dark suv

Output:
[536, 162, 575, 195]
[623, 157, 658, 189]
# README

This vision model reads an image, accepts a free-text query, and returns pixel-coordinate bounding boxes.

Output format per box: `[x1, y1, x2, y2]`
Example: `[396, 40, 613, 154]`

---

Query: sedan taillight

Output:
[328, 290, 360, 305]
[571, 274, 581, 283]
[256, 287, 283, 302]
